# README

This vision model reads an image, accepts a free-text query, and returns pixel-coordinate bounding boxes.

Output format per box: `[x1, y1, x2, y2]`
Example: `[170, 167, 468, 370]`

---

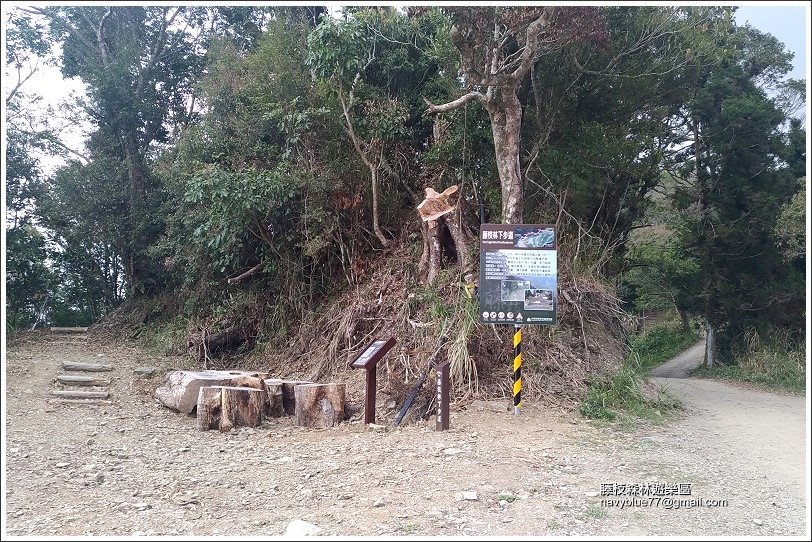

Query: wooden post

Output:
[364, 368, 377, 425]
[349, 337, 397, 424]
[436, 361, 450, 431]
[294, 383, 346, 428]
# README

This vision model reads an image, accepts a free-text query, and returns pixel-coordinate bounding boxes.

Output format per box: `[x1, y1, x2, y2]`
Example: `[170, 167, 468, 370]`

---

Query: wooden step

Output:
[48, 327, 89, 334]
[61, 361, 113, 372]
[52, 390, 109, 400]
[56, 375, 112, 387]
[47, 398, 113, 406]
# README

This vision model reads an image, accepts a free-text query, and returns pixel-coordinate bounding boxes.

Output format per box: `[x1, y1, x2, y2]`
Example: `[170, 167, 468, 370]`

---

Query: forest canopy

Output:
[4, 5, 806, 393]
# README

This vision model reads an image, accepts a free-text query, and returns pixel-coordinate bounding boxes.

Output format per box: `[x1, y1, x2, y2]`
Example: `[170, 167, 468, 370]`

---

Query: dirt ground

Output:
[3, 332, 808, 537]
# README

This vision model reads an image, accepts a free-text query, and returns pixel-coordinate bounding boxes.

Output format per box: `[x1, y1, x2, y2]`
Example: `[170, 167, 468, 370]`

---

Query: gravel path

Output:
[4, 333, 808, 537]
[650, 340, 706, 378]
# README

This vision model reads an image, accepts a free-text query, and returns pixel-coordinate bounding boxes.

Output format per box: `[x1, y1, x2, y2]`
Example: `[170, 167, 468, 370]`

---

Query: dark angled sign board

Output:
[479, 224, 557, 326]
[349, 337, 397, 425]
[349, 338, 396, 370]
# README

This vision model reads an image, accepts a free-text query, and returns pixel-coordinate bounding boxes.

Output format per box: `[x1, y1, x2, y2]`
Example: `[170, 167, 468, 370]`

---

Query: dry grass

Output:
[250, 235, 628, 414]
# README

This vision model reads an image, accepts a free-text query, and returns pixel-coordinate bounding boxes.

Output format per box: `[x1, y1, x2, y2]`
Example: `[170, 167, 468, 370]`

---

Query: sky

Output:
[2, 2, 810, 175]
[735, 4, 808, 81]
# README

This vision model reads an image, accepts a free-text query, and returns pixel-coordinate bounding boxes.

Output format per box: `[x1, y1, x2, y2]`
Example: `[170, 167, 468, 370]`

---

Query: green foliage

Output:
[580, 323, 693, 421]
[5, 4, 803, 388]
[629, 323, 701, 373]
[622, 222, 701, 318]
[691, 328, 805, 393]
[5, 225, 54, 329]
[774, 178, 806, 264]
[579, 353, 681, 422]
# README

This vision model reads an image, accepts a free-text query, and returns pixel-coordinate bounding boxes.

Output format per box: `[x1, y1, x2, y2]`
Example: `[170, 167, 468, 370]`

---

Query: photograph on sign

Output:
[514, 227, 555, 248]
[479, 224, 557, 325]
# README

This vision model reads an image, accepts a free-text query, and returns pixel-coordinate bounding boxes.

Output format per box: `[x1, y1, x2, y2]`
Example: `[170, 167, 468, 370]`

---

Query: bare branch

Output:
[226, 261, 267, 285]
[508, 9, 552, 82]
[423, 92, 484, 115]
[5, 60, 40, 104]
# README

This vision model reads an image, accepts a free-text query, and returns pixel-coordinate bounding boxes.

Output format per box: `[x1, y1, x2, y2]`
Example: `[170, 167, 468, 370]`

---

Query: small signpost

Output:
[349, 337, 396, 424]
[435, 360, 450, 431]
[478, 224, 558, 414]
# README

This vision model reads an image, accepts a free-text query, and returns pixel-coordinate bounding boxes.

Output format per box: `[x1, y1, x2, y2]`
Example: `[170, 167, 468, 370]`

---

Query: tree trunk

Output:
[705, 323, 716, 368]
[417, 185, 472, 284]
[487, 90, 524, 225]
[294, 383, 346, 428]
[679, 309, 690, 331]
[426, 220, 442, 284]
[418, 220, 430, 278]
[446, 203, 472, 272]
[370, 166, 388, 247]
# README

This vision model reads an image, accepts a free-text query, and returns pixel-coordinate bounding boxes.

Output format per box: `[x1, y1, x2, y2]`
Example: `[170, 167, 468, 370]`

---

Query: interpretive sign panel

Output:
[478, 224, 557, 325]
[349, 337, 396, 369]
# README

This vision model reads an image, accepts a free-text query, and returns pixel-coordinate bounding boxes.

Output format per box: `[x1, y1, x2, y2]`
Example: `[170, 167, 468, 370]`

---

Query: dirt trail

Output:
[650, 340, 706, 378]
[4, 333, 808, 537]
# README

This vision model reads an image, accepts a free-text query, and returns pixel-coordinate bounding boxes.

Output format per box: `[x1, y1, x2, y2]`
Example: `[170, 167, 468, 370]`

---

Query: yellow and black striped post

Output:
[513, 324, 522, 415]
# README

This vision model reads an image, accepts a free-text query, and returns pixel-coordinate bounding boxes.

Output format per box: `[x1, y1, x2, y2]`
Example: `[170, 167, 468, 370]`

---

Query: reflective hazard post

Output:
[436, 360, 450, 430]
[349, 337, 396, 425]
[513, 325, 522, 415]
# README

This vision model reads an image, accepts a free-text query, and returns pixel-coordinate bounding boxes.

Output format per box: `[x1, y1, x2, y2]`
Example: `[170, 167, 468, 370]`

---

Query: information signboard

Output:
[478, 224, 557, 325]
[349, 338, 395, 369]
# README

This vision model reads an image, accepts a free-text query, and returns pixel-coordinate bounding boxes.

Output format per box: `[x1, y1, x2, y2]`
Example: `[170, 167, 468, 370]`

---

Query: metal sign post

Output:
[436, 360, 450, 430]
[478, 224, 557, 414]
[349, 337, 397, 425]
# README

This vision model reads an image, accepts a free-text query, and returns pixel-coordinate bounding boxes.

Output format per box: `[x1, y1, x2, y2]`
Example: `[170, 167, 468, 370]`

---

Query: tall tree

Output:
[23, 6, 213, 294]
[669, 23, 801, 362]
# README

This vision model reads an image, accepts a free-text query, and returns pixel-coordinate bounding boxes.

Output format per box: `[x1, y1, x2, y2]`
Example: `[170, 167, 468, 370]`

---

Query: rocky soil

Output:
[3, 332, 807, 537]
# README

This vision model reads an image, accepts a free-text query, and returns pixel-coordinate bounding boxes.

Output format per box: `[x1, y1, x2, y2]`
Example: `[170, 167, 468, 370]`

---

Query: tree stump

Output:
[416, 185, 472, 284]
[278, 379, 312, 415]
[155, 370, 268, 414]
[196, 386, 264, 432]
[294, 383, 346, 428]
[263, 379, 285, 418]
[196, 386, 223, 431]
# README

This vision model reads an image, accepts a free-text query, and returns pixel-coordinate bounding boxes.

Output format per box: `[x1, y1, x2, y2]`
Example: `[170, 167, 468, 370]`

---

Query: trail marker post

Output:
[436, 360, 450, 430]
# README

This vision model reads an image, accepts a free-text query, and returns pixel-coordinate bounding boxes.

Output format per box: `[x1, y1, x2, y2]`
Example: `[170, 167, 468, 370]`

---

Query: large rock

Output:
[155, 370, 268, 414]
